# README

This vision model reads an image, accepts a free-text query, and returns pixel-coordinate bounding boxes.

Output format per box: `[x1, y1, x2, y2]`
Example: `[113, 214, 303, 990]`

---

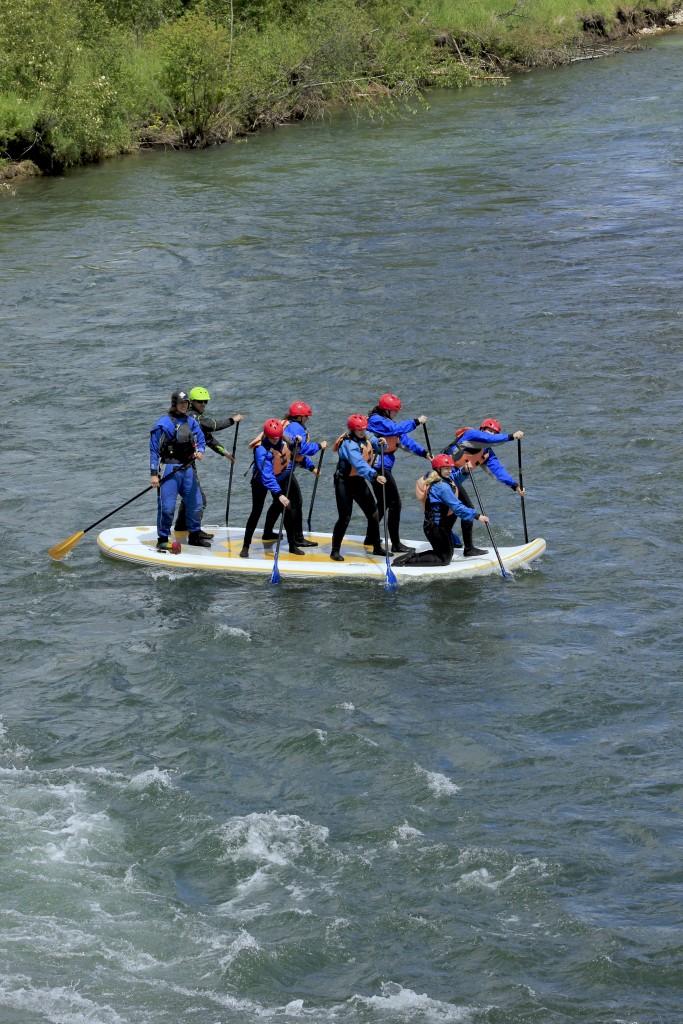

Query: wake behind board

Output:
[97, 526, 545, 580]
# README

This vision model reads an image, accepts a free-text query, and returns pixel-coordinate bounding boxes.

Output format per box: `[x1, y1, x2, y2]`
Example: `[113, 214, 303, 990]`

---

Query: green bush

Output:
[155, 2, 232, 143]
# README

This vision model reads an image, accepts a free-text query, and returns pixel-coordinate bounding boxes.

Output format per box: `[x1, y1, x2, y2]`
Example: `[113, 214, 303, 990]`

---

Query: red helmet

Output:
[288, 401, 312, 418]
[263, 418, 284, 440]
[378, 393, 402, 412]
[480, 418, 501, 433]
[432, 454, 455, 471]
[347, 414, 368, 431]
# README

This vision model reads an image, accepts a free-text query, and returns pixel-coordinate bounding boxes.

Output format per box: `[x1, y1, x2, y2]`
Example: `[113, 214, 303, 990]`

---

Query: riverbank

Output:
[1, 0, 682, 189]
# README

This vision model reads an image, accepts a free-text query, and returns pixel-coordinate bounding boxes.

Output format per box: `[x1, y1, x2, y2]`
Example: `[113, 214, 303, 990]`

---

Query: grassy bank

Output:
[1, 0, 681, 184]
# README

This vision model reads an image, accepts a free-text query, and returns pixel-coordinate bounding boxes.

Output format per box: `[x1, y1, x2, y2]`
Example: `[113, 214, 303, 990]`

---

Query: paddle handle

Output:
[517, 439, 529, 544]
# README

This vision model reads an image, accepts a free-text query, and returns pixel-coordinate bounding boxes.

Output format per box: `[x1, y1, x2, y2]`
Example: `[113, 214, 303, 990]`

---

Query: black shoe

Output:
[188, 532, 211, 548]
[196, 528, 214, 540]
[239, 546, 249, 558]
[391, 542, 414, 554]
[289, 546, 306, 556]
[392, 552, 413, 567]
[363, 536, 371, 546]
[330, 549, 344, 562]
[463, 546, 488, 558]
[295, 538, 318, 547]
[157, 537, 171, 552]
[372, 546, 388, 556]
[261, 533, 279, 542]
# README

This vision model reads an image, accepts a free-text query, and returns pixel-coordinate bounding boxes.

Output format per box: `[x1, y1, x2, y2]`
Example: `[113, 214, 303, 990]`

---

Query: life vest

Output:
[249, 419, 308, 463]
[334, 433, 374, 477]
[159, 416, 196, 463]
[370, 433, 399, 454]
[450, 427, 490, 471]
[267, 440, 291, 476]
[416, 473, 457, 519]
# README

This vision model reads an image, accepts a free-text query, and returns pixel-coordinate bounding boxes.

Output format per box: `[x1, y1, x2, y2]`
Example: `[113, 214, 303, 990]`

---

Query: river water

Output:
[2, 29, 683, 1024]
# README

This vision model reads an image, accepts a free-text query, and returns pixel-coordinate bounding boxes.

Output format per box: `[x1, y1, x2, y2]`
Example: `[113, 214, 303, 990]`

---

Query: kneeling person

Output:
[392, 455, 489, 567]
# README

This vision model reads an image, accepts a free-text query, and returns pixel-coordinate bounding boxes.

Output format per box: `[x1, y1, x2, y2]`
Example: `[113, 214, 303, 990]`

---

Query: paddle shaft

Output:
[306, 446, 325, 533]
[517, 439, 529, 543]
[465, 466, 511, 579]
[271, 438, 300, 583]
[83, 462, 190, 537]
[379, 448, 398, 589]
[224, 420, 240, 528]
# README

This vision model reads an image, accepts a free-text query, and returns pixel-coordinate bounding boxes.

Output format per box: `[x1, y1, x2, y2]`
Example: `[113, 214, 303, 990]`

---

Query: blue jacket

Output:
[150, 413, 205, 473]
[253, 440, 295, 496]
[336, 434, 384, 481]
[367, 413, 427, 472]
[426, 479, 478, 525]
[446, 429, 517, 489]
[284, 421, 318, 470]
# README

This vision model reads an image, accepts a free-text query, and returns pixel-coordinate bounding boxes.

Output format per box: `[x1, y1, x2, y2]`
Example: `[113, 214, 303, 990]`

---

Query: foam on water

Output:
[0, 977, 128, 1024]
[415, 765, 461, 797]
[219, 812, 330, 867]
[351, 982, 478, 1021]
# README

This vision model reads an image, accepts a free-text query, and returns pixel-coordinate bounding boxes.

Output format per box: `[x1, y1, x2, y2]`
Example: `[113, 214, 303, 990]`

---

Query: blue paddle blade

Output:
[385, 564, 398, 590]
[269, 562, 281, 585]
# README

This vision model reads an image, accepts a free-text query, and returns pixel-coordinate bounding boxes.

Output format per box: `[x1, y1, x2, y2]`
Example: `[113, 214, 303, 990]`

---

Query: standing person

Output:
[174, 386, 244, 538]
[150, 390, 208, 551]
[240, 419, 304, 559]
[366, 392, 430, 554]
[330, 415, 388, 562]
[443, 418, 525, 558]
[392, 455, 489, 567]
[261, 401, 327, 547]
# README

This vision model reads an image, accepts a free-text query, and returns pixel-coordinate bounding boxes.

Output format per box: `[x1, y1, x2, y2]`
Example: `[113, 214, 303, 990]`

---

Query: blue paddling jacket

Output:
[445, 429, 519, 489]
[252, 438, 313, 496]
[283, 420, 320, 469]
[367, 413, 427, 473]
[423, 477, 480, 526]
[150, 413, 205, 472]
[336, 434, 384, 481]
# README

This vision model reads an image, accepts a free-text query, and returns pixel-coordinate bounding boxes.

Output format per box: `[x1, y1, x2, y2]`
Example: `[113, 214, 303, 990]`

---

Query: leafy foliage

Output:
[1, 0, 677, 176]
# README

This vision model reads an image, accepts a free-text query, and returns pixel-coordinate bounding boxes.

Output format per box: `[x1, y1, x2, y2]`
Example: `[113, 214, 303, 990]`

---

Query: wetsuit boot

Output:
[462, 519, 487, 558]
[330, 549, 344, 562]
[188, 531, 211, 548]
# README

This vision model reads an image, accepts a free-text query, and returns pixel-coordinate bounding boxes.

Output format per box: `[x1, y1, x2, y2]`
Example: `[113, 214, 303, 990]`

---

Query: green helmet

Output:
[189, 386, 210, 402]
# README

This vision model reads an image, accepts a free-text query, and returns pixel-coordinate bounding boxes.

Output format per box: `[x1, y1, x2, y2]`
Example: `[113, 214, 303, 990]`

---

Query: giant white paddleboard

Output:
[97, 526, 545, 580]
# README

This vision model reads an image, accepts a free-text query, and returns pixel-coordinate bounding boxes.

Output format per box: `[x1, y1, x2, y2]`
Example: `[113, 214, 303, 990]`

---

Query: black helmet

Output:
[171, 389, 189, 406]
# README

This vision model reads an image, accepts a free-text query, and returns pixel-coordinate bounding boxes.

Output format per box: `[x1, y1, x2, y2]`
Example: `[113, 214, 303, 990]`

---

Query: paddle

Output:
[517, 438, 529, 544]
[465, 465, 511, 580]
[224, 420, 240, 529]
[306, 446, 325, 533]
[422, 422, 433, 459]
[379, 447, 398, 591]
[48, 462, 191, 561]
[269, 437, 300, 585]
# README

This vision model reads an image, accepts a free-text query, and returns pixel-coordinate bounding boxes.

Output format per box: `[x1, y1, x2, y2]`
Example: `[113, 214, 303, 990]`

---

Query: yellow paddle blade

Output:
[48, 531, 85, 561]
